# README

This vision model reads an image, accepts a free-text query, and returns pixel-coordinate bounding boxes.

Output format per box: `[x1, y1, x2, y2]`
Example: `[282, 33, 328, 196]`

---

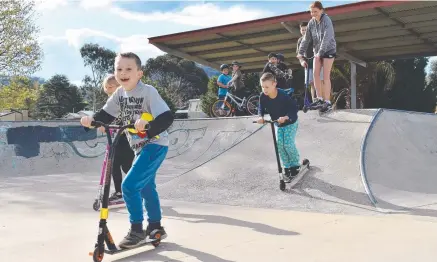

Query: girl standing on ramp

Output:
[255, 72, 301, 179]
[297, 1, 337, 113]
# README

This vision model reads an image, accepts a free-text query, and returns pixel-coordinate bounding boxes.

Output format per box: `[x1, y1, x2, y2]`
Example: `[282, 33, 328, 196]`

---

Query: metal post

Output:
[350, 61, 357, 109]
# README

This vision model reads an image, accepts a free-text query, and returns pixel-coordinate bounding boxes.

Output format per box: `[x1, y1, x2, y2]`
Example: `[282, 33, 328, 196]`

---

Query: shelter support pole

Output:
[350, 61, 357, 109]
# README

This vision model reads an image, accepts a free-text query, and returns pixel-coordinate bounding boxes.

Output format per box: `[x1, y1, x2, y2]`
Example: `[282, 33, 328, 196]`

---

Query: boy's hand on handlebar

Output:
[134, 118, 149, 132]
[80, 116, 94, 128]
[278, 116, 289, 124]
[300, 59, 308, 68]
[256, 118, 265, 124]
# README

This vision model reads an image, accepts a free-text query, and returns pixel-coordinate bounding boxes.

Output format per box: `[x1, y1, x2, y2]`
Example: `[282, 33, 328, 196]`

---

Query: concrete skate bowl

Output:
[0, 117, 263, 182]
[360, 109, 437, 217]
[159, 109, 383, 216]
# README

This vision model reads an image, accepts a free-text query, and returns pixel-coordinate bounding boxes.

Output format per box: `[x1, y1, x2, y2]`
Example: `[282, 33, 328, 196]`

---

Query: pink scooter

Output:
[92, 128, 125, 211]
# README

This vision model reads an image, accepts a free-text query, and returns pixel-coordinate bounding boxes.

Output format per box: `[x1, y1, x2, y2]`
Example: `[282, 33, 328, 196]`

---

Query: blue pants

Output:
[122, 143, 168, 224]
[276, 121, 300, 168]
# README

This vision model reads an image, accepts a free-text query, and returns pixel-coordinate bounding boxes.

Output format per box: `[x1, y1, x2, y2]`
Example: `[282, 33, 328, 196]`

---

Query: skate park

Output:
[2, 1, 437, 262]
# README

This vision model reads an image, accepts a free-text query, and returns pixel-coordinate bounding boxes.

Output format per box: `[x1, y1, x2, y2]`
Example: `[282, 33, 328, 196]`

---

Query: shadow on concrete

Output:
[113, 242, 235, 262]
[161, 206, 300, 236]
[289, 165, 437, 218]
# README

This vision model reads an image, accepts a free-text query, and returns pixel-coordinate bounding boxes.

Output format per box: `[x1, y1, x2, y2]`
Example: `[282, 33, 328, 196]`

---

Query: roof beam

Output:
[190, 39, 296, 56]
[215, 33, 271, 56]
[375, 7, 437, 49]
[151, 43, 222, 70]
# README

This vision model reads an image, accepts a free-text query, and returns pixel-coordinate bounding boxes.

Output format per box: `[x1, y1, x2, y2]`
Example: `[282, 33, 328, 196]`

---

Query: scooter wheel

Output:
[279, 180, 286, 191]
[151, 232, 162, 247]
[302, 106, 308, 113]
[92, 247, 104, 262]
[303, 158, 310, 167]
[93, 200, 100, 211]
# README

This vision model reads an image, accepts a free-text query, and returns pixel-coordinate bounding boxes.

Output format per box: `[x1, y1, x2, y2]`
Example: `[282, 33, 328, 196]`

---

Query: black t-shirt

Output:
[258, 89, 298, 125]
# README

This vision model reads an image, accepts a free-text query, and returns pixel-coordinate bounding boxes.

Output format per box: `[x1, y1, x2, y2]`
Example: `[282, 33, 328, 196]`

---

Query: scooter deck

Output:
[104, 235, 167, 255]
[284, 161, 310, 188]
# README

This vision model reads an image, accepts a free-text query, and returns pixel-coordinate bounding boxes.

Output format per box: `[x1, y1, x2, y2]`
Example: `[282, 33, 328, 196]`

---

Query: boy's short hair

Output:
[116, 52, 142, 69]
[260, 72, 276, 83]
[300, 21, 308, 27]
[102, 74, 118, 90]
[268, 52, 278, 59]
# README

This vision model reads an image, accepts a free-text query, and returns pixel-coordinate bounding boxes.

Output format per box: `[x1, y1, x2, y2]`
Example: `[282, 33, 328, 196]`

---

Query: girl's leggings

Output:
[276, 121, 300, 168]
[112, 134, 134, 193]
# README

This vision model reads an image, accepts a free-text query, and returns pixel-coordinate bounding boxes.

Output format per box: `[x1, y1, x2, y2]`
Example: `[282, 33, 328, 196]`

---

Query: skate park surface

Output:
[1, 109, 437, 262]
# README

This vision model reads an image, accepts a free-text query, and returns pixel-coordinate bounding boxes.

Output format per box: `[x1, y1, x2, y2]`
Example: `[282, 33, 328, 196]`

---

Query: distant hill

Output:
[197, 64, 220, 78]
[0, 75, 46, 86]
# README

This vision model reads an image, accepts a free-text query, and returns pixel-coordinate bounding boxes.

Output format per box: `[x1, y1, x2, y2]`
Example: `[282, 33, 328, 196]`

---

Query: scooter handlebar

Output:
[90, 121, 135, 130]
[252, 119, 291, 124]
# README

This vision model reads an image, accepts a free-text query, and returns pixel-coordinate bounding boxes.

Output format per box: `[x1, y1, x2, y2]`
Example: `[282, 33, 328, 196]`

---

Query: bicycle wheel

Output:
[211, 99, 232, 117]
[246, 95, 260, 116]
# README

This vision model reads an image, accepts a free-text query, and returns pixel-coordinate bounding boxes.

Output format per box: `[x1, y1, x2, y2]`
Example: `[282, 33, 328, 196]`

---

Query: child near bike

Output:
[80, 52, 174, 249]
[262, 53, 293, 90]
[256, 72, 301, 179]
[217, 64, 232, 100]
[100, 74, 135, 202]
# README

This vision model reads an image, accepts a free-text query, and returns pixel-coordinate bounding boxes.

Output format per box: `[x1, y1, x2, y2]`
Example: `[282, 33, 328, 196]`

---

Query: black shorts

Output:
[322, 52, 336, 59]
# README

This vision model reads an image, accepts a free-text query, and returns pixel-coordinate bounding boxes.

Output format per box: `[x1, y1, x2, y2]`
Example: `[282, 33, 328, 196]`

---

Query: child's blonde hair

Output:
[260, 72, 276, 83]
[102, 74, 118, 91]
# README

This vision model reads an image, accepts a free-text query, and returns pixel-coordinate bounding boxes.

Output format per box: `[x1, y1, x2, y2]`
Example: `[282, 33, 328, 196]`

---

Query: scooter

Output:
[88, 119, 164, 262]
[92, 128, 125, 212]
[253, 119, 310, 191]
[301, 56, 327, 113]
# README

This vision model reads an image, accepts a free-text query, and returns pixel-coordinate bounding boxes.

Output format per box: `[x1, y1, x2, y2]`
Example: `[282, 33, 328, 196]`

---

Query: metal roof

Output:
[148, 1, 437, 73]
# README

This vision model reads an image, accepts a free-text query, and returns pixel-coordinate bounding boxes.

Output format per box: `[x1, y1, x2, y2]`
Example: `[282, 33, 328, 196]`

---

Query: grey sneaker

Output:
[310, 99, 324, 107]
[109, 192, 123, 202]
[119, 229, 147, 249]
[319, 101, 332, 113]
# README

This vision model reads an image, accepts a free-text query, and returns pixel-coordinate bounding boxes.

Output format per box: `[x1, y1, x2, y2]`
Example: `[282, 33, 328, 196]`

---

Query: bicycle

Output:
[211, 89, 260, 117]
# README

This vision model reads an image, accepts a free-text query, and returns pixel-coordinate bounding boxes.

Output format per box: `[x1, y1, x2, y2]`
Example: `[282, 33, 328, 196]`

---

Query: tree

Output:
[0, 76, 39, 113]
[426, 59, 437, 113]
[34, 75, 85, 119]
[0, 0, 43, 76]
[143, 54, 209, 108]
[79, 43, 116, 111]
[388, 57, 434, 112]
[142, 76, 176, 113]
[331, 61, 396, 109]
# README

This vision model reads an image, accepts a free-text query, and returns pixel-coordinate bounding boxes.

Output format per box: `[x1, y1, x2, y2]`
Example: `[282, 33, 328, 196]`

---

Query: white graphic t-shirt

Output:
[103, 81, 170, 154]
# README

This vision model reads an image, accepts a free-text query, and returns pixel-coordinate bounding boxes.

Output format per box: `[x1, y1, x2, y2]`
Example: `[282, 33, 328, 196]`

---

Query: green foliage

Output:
[200, 76, 219, 117]
[142, 76, 176, 113]
[0, 0, 43, 76]
[426, 59, 437, 113]
[143, 54, 209, 108]
[0, 76, 39, 113]
[34, 75, 85, 119]
[79, 43, 116, 111]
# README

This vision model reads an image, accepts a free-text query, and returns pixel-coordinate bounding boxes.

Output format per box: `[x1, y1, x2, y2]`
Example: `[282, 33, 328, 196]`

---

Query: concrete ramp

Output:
[0, 118, 262, 182]
[361, 109, 437, 213]
[159, 110, 379, 216]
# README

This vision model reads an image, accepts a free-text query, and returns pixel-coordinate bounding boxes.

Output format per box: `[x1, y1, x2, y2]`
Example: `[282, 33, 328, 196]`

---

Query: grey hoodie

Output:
[298, 13, 336, 58]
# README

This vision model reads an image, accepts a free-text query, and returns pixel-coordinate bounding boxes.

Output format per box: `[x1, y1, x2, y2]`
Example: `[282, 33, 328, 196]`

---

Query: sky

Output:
[34, 0, 435, 86]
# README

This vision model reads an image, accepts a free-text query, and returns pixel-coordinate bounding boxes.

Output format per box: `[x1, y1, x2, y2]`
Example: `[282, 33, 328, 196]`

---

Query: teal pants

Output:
[276, 121, 300, 168]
